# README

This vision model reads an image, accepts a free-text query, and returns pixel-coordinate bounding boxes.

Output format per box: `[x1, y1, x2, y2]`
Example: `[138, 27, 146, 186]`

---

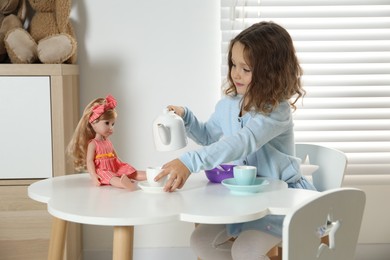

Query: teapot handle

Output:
[157, 124, 171, 145]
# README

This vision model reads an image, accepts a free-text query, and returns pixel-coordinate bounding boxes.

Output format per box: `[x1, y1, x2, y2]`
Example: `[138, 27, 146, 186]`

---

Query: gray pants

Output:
[190, 224, 281, 260]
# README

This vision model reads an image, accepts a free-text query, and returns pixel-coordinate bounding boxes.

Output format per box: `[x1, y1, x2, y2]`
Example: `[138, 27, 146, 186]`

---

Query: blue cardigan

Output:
[179, 95, 315, 236]
[180, 95, 314, 186]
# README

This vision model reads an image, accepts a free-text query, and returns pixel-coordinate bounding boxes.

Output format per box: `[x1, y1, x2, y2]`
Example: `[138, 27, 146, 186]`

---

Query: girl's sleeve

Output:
[182, 102, 224, 146]
[180, 103, 292, 173]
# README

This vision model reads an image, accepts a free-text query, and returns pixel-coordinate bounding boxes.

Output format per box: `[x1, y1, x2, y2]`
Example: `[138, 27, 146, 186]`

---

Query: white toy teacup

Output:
[146, 167, 167, 187]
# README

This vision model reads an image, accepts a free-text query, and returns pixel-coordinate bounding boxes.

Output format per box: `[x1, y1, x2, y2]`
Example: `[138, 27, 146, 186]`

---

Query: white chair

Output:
[267, 143, 349, 259]
[296, 143, 348, 192]
[282, 188, 366, 260]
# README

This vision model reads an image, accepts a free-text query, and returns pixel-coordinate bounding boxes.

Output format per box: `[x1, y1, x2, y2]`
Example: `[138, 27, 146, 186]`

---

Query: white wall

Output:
[70, 1, 390, 258]
[71, 0, 220, 253]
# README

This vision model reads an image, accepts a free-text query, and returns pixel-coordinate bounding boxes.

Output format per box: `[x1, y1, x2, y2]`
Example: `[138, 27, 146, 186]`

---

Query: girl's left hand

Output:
[167, 105, 185, 118]
[156, 159, 190, 192]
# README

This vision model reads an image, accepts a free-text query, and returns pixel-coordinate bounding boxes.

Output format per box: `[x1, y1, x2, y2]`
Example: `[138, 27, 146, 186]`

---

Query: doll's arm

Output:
[86, 142, 101, 186]
[112, 148, 119, 158]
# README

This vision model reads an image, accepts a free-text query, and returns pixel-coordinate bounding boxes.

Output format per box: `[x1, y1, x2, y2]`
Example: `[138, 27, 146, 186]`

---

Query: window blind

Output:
[221, 0, 390, 183]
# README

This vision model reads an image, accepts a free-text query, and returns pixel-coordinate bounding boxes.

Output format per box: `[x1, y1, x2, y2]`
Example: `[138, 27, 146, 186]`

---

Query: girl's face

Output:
[91, 118, 115, 139]
[230, 41, 252, 96]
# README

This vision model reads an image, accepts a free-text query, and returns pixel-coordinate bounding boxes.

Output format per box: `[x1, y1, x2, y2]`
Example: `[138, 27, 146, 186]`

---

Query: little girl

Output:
[156, 22, 316, 259]
[67, 95, 145, 189]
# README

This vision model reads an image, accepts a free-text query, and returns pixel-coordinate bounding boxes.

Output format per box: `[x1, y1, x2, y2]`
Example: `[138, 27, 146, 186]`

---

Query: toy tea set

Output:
[138, 108, 188, 192]
[142, 108, 269, 194]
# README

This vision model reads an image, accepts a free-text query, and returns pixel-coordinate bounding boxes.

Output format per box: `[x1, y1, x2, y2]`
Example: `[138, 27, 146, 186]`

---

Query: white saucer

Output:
[221, 177, 270, 195]
[138, 181, 165, 193]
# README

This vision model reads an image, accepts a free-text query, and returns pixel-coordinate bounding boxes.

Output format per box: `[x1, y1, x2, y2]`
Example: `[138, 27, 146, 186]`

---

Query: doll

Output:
[67, 95, 145, 189]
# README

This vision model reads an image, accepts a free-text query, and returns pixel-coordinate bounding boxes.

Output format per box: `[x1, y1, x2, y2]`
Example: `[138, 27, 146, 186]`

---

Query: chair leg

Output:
[194, 223, 201, 260]
[267, 235, 329, 260]
[321, 235, 329, 246]
[267, 245, 282, 260]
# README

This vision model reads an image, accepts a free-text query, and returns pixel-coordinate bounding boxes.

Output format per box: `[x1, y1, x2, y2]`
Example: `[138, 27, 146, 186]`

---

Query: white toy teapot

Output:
[153, 108, 187, 151]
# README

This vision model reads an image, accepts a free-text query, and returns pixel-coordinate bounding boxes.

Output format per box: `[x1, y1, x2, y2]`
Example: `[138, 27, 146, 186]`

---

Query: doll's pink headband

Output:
[89, 95, 117, 123]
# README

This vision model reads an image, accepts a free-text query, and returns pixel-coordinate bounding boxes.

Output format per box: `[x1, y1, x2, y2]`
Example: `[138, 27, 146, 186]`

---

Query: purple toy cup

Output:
[204, 164, 236, 183]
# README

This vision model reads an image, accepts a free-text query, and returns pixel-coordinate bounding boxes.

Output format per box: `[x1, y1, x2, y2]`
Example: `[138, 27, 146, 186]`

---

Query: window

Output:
[221, 0, 390, 183]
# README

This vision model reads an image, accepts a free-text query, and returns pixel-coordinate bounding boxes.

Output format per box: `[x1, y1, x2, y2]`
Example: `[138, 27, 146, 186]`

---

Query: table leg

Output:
[113, 226, 134, 260]
[48, 217, 68, 260]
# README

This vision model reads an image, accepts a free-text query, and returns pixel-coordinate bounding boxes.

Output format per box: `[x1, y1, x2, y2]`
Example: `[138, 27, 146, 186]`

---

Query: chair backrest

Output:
[282, 188, 366, 260]
[296, 143, 348, 192]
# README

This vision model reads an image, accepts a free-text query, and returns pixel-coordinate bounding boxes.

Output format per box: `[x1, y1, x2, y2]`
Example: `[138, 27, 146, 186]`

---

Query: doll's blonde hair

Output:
[67, 97, 117, 171]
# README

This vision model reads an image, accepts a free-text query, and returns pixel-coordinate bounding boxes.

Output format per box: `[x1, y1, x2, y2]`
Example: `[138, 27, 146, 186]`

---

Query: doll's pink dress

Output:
[91, 139, 136, 185]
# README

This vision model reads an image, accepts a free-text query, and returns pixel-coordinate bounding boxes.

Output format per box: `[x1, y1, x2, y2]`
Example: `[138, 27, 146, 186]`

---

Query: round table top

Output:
[28, 173, 318, 226]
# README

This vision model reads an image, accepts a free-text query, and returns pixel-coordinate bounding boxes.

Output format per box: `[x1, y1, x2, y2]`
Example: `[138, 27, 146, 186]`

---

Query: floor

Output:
[83, 247, 197, 260]
[83, 244, 390, 260]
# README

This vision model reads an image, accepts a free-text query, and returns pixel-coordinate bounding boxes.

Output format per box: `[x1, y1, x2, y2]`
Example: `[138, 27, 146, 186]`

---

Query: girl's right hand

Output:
[157, 159, 191, 192]
[167, 105, 185, 118]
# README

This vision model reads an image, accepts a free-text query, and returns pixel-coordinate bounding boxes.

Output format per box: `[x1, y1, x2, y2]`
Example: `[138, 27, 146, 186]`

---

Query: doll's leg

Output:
[117, 164, 146, 182]
[133, 170, 146, 181]
[231, 230, 281, 260]
[109, 175, 138, 191]
[190, 224, 234, 260]
[97, 170, 114, 185]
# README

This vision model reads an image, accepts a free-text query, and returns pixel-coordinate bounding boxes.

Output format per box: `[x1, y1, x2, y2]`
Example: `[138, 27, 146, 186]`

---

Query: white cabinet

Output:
[0, 64, 82, 260]
[0, 76, 52, 179]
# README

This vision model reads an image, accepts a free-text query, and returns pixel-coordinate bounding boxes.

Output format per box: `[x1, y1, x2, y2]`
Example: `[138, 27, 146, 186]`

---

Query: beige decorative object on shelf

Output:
[0, 0, 27, 62]
[4, 0, 77, 64]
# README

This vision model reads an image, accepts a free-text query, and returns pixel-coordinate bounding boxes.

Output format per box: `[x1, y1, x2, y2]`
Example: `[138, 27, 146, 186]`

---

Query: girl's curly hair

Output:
[225, 21, 305, 114]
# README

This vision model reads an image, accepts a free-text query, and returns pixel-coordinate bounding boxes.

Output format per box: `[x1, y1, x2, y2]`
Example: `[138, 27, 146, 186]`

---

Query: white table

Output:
[28, 173, 318, 260]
